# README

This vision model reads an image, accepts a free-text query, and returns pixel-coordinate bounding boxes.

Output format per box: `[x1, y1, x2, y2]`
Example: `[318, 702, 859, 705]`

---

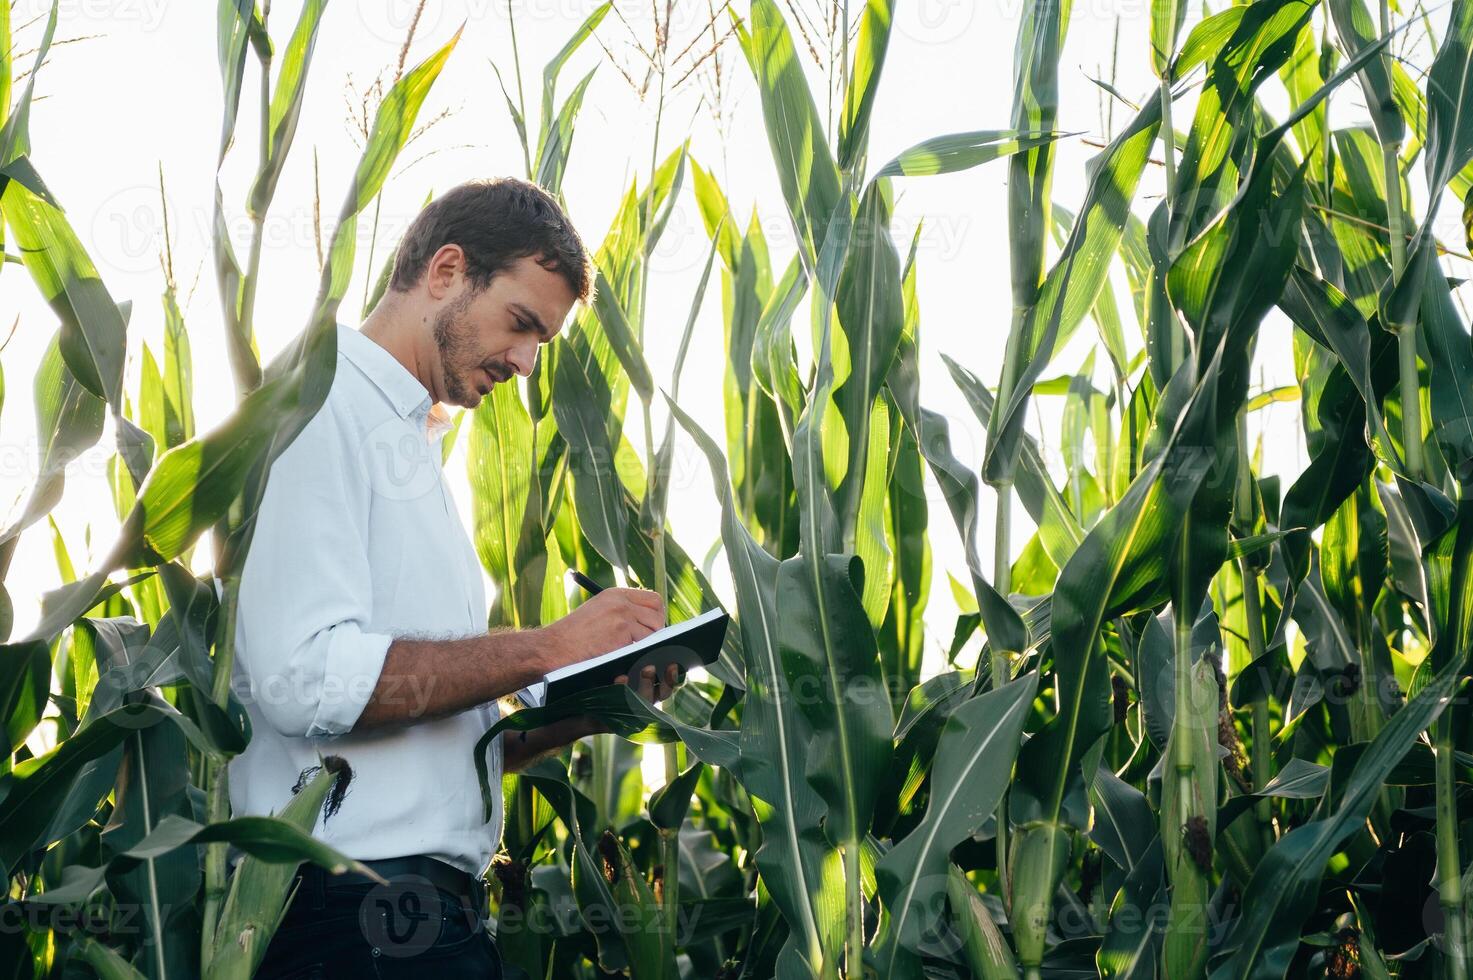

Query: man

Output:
[231, 178, 679, 979]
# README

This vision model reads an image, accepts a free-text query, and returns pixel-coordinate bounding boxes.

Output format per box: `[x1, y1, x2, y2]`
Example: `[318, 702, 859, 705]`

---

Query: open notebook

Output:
[519, 607, 729, 707]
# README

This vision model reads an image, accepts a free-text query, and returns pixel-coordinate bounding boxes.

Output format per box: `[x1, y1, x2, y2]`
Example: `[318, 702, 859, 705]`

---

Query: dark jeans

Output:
[254, 867, 505, 980]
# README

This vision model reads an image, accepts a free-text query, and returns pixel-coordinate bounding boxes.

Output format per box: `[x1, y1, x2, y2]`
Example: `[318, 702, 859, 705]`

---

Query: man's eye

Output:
[515, 319, 533, 333]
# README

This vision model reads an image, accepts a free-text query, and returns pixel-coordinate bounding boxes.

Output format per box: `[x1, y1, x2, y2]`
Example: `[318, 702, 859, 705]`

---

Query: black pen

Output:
[568, 568, 603, 596]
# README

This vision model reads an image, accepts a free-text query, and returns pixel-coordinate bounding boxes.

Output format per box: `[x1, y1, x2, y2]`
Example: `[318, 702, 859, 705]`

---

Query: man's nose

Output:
[509, 344, 536, 378]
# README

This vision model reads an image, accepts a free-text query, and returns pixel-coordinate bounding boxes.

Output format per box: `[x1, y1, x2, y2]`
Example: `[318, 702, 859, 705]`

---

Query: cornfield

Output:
[1, 0, 1473, 977]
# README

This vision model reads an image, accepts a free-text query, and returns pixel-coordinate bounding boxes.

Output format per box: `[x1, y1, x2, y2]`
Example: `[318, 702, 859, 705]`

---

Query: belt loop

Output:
[472, 877, 488, 922]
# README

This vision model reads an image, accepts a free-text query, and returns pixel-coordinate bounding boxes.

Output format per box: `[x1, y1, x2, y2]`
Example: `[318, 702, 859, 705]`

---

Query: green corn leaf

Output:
[1007, 0, 1071, 312]
[214, 0, 256, 164]
[667, 397, 841, 976]
[591, 268, 654, 404]
[1244, 385, 1299, 412]
[138, 343, 166, 462]
[736, 0, 842, 272]
[1410, 243, 1473, 485]
[302, 24, 462, 336]
[2, 176, 127, 409]
[553, 346, 630, 570]
[649, 761, 705, 830]
[642, 145, 690, 266]
[944, 354, 1085, 568]
[837, 0, 895, 174]
[1279, 20, 1331, 181]
[490, 58, 529, 173]
[775, 551, 893, 849]
[536, 1, 611, 164]
[535, 67, 596, 196]
[1171, 6, 1246, 79]
[1422, 0, 1473, 197]
[1278, 266, 1399, 470]
[100, 712, 197, 978]
[889, 318, 1027, 657]
[0, 702, 173, 873]
[1168, 0, 1314, 253]
[945, 865, 1019, 980]
[1054, 204, 1132, 385]
[1151, 0, 1187, 75]
[124, 370, 299, 567]
[556, 152, 685, 448]
[0, 6, 9, 148]
[1090, 768, 1156, 872]
[832, 182, 906, 541]
[75, 939, 147, 980]
[1210, 656, 1467, 977]
[874, 129, 1063, 178]
[1096, 838, 1166, 977]
[750, 254, 809, 431]
[645, 222, 723, 536]
[103, 810, 372, 878]
[984, 98, 1161, 485]
[0, 0, 57, 165]
[878, 413, 931, 713]
[208, 762, 358, 978]
[469, 381, 540, 628]
[874, 671, 973, 836]
[246, 0, 327, 217]
[872, 672, 1037, 974]
[1009, 323, 1250, 837]
[0, 329, 104, 550]
[0, 638, 47, 757]
[1326, 0, 1402, 151]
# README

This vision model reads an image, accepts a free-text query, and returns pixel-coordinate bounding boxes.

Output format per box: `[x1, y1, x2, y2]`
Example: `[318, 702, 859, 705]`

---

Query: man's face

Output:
[431, 254, 576, 409]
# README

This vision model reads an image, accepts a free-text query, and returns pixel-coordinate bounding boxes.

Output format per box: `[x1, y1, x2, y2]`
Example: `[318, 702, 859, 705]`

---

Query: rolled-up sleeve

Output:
[235, 398, 393, 738]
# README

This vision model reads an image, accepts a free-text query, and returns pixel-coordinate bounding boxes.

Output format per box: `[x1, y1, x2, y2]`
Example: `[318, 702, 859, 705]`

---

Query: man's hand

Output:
[618, 662, 683, 703]
[537, 587, 665, 672]
[565, 657, 686, 742]
[505, 590, 685, 766]
[504, 658, 684, 767]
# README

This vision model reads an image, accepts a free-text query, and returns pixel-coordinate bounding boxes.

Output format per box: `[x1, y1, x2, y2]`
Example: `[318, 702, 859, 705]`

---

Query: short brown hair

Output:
[388, 177, 593, 303]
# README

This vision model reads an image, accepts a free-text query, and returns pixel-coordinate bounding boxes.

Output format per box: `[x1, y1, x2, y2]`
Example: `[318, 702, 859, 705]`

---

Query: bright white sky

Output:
[4, 0, 1395, 675]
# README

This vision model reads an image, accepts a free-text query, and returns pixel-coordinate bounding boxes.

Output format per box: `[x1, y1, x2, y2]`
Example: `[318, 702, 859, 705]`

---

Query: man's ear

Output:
[424, 244, 465, 300]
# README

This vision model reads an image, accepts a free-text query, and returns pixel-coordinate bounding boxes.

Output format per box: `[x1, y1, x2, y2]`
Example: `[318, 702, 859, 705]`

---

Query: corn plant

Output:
[7, 0, 1473, 978]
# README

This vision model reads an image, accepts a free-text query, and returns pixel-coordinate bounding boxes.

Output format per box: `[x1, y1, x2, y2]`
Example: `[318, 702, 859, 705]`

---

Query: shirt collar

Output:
[337, 322, 434, 421]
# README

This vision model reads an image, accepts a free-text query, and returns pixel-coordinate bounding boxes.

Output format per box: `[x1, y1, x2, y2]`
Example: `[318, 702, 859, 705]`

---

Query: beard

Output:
[431, 290, 485, 405]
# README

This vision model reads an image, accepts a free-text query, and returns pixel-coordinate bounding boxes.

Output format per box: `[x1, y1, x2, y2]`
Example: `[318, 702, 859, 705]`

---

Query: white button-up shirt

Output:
[228, 321, 533, 876]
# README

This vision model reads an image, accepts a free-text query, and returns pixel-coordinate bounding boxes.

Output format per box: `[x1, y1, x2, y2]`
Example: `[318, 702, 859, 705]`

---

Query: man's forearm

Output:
[503, 714, 605, 772]
[354, 627, 556, 730]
